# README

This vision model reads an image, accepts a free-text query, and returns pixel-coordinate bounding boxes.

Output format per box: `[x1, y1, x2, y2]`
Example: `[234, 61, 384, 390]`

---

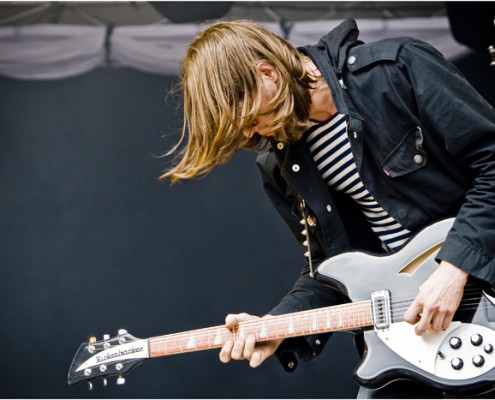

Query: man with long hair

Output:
[161, 19, 495, 398]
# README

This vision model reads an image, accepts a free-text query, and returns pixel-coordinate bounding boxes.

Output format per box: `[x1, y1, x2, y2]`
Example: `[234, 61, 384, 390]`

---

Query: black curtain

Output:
[0, 67, 359, 398]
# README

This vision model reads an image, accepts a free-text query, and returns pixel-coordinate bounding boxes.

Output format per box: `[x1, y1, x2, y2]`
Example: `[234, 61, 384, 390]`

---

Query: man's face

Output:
[242, 63, 278, 140]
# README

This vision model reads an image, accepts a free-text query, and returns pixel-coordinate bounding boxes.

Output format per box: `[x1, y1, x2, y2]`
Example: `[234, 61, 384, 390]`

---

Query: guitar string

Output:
[151, 302, 488, 350]
[391, 301, 492, 317]
[149, 306, 365, 343]
[149, 294, 489, 342]
[382, 282, 482, 303]
[149, 303, 374, 349]
[149, 303, 493, 353]
[148, 301, 488, 347]
[149, 287, 492, 350]
[389, 286, 487, 313]
[149, 301, 493, 353]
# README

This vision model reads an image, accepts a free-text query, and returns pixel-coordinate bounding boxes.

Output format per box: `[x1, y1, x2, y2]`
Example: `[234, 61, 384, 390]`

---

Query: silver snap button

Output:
[348, 55, 356, 65]
[292, 164, 300, 172]
[326, 204, 332, 212]
[315, 339, 321, 346]
[276, 142, 284, 150]
[414, 154, 423, 164]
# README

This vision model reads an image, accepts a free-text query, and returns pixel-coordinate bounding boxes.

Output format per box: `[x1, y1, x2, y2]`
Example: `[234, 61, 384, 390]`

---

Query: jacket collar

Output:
[314, 18, 362, 73]
[298, 19, 364, 122]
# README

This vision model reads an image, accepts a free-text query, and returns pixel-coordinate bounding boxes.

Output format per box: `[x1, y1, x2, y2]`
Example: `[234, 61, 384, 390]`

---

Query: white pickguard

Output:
[376, 321, 495, 380]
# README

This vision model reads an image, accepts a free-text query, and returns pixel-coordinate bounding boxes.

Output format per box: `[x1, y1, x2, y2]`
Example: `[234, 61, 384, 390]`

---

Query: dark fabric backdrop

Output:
[0, 49, 492, 398]
[0, 68, 359, 398]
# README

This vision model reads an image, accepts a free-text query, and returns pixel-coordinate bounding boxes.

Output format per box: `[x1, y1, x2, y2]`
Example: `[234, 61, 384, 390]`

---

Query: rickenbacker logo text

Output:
[96, 345, 145, 363]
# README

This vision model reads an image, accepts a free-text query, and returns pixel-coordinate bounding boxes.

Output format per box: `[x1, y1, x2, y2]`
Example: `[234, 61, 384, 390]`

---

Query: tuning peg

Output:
[116, 376, 126, 385]
[87, 336, 97, 353]
[118, 329, 128, 344]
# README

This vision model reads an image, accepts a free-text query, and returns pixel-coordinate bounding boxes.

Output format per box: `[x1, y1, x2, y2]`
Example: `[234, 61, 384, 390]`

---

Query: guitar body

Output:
[316, 218, 495, 395]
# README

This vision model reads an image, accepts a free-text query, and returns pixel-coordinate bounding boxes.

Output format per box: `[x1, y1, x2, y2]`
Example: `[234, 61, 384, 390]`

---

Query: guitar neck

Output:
[148, 300, 372, 358]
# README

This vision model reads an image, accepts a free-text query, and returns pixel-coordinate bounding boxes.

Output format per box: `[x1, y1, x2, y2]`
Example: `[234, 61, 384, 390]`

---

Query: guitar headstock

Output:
[67, 329, 149, 389]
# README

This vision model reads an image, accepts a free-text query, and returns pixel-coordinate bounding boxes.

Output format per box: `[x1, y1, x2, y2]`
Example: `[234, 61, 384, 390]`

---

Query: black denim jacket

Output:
[255, 19, 495, 370]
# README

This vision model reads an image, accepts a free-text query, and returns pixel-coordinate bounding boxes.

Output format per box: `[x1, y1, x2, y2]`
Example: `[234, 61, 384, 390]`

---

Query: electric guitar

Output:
[67, 218, 495, 395]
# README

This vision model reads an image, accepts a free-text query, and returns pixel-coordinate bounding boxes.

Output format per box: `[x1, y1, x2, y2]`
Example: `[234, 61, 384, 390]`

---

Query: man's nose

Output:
[243, 124, 258, 138]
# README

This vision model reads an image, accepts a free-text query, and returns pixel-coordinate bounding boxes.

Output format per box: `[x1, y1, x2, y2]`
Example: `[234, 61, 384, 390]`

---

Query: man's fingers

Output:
[415, 312, 432, 335]
[225, 314, 240, 329]
[404, 301, 422, 325]
[231, 336, 246, 360]
[430, 313, 445, 332]
[404, 261, 468, 335]
[219, 340, 234, 363]
[243, 335, 257, 360]
[220, 313, 281, 368]
[249, 351, 264, 368]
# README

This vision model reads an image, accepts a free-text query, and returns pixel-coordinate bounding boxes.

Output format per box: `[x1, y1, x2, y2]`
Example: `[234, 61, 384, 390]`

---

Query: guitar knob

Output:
[471, 333, 483, 346]
[116, 376, 126, 385]
[449, 336, 462, 349]
[473, 355, 485, 367]
[451, 357, 464, 370]
[484, 344, 494, 354]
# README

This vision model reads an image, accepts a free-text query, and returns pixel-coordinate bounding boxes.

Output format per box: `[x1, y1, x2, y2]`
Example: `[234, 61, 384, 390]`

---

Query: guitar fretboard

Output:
[148, 300, 372, 357]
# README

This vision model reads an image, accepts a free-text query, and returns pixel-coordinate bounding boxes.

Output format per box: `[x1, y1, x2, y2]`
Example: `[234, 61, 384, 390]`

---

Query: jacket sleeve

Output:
[395, 40, 495, 286]
[255, 148, 347, 369]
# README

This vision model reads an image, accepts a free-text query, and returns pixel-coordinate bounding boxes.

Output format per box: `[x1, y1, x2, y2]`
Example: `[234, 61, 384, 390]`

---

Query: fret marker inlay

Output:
[187, 335, 195, 349]
[288, 318, 294, 334]
[259, 323, 267, 338]
[214, 330, 222, 345]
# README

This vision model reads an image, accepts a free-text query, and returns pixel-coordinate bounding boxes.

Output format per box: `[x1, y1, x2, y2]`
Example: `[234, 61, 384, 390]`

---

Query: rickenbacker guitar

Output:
[68, 218, 495, 395]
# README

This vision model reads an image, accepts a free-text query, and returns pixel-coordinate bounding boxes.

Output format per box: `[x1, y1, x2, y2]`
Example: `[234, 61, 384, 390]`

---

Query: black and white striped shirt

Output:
[304, 113, 411, 251]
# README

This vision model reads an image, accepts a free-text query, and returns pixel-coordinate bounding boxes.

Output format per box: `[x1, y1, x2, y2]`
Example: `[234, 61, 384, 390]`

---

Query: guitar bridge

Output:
[371, 290, 391, 330]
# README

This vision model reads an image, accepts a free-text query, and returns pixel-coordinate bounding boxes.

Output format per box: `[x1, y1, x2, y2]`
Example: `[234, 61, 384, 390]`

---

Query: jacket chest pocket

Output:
[381, 126, 428, 178]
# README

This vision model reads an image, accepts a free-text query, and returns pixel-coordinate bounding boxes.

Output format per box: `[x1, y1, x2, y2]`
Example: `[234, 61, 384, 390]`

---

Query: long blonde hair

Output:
[160, 20, 313, 183]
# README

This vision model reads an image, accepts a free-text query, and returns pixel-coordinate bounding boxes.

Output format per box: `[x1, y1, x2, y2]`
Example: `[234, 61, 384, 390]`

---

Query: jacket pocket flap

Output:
[381, 126, 428, 178]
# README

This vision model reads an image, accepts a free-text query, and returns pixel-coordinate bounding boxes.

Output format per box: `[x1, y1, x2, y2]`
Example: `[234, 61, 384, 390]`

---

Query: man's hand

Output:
[219, 313, 283, 368]
[404, 260, 468, 335]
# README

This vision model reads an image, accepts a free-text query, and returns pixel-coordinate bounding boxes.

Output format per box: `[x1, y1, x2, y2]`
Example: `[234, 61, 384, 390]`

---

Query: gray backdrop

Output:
[0, 49, 493, 398]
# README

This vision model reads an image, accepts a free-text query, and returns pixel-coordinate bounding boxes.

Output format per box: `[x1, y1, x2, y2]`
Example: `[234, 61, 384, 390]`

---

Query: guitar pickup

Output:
[371, 290, 391, 331]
